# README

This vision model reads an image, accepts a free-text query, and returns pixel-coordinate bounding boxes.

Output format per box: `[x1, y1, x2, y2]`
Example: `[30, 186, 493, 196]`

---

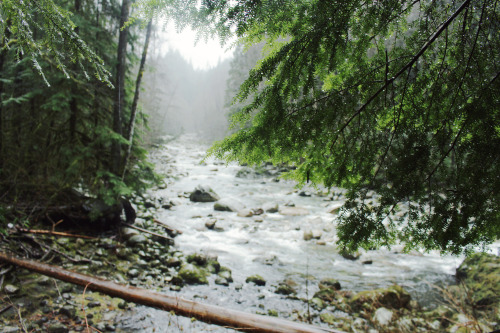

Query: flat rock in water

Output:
[279, 206, 309, 216]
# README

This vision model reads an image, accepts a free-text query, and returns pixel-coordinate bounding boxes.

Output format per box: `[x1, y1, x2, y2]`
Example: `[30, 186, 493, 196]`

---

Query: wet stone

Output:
[59, 305, 76, 319]
[215, 277, 229, 286]
[127, 234, 147, 246]
[3, 284, 19, 294]
[87, 301, 101, 308]
[128, 269, 140, 278]
[246, 275, 266, 286]
[47, 322, 69, 333]
[319, 278, 341, 291]
[189, 185, 220, 202]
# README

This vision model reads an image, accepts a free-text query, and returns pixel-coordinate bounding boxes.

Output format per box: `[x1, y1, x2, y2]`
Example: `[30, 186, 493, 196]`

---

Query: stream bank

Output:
[1, 133, 499, 332]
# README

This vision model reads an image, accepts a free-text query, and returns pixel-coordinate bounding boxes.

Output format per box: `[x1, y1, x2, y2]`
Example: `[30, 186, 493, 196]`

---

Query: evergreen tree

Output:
[0, 0, 157, 228]
[197, 0, 500, 254]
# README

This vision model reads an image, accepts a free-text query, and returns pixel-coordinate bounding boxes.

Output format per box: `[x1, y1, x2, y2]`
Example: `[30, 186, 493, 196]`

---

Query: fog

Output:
[140, 48, 232, 143]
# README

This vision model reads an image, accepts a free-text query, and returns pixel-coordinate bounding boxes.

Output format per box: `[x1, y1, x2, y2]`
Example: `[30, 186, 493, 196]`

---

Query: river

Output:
[117, 133, 464, 332]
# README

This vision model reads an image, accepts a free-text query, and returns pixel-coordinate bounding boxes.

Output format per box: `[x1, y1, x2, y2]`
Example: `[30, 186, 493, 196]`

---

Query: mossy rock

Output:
[456, 252, 500, 307]
[314, 287, 338, 303]
[275, 283, 296, 295]
[350, 284, 411, 310]
[319, 278, 341, 291]
[178, 264, 208, 285]
[310, 297, 326, 310]
[246, 275, 266, 286]
[218, 268, 233, 282]
[320, 312, 337, 325]
[186, 253, 209, 266]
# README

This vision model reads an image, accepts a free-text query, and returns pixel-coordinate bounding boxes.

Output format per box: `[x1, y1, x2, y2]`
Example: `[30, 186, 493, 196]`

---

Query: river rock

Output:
[327, 202, 344, 214]
[3, 284, 19, 294]
[373, 307, 394, 326]
[303, 230, 313, 241]
[320, 312, 336, 324]
[237, 208, 254, 217]
[319, 278, 341, 291]
[339, 249, 360, 260]
[279, 206, 309, 216]
[58, 305, 77, 319]
[310, 297, 326, 310]
[205, 218, 217, 229]
[214, 198, 245, 212]
[47, 322, 69, 333]
[246, 274, 266, 286]
[178, 264, 208, 284]
[313, 288, 338, 302]
[127, 234, 147, 246]
[127, 268, 140, 278]
[215, 277, 230, 286]
[263, 202, 279, 213]
[350, 285, 411, 310]
[218, 269, 233, 282]
[189, 185, 220, 202]
[275, 283, 296, 295]
[455, 252, 500, 307]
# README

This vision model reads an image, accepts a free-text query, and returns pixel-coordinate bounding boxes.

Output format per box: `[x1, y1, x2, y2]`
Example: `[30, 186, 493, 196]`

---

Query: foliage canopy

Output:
[199, 0, 500, 254]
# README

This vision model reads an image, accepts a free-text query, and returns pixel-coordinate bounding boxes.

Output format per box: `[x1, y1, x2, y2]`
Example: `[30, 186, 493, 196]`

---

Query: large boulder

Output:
[214, 198, 245, 212]
[350, 285, 411, 310]
[189, 185, 220, 202]
[455, 252, 500, 307]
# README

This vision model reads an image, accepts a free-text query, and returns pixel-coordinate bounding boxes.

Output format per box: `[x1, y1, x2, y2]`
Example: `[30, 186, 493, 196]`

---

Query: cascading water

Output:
[117, 133, 465, 332]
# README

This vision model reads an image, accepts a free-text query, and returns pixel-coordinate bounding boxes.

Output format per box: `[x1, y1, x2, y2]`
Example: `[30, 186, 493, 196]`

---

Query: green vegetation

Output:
[0, 0, 158, 229]
[2, 0, 499, 254]
[197, 0, 500, 254]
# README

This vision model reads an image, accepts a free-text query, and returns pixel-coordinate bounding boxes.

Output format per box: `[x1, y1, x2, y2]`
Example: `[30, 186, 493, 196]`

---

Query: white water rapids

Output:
[117, 133, 470, 332]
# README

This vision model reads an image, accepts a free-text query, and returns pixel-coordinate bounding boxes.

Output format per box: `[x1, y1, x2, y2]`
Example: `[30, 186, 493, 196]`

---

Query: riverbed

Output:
[116, 133, 466, 332]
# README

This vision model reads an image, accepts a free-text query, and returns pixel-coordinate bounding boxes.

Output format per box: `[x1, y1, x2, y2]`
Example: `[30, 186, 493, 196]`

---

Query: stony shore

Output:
[1, 204, 498, 333]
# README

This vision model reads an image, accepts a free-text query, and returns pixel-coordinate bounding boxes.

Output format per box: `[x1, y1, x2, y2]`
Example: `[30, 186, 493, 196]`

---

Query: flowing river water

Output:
[118, 133, 465, 332]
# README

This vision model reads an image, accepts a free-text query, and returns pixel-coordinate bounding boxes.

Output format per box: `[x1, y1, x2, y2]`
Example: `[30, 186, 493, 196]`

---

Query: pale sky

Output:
[161, 24, 234, 70]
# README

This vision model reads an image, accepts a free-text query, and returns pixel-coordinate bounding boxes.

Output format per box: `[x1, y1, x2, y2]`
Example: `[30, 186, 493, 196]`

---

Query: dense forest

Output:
[0, 0, 499, 332]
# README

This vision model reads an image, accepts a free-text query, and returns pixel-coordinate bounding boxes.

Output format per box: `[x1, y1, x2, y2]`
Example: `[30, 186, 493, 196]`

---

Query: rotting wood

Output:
[120, 222, 173, 242]
[18, 229, 96, 239]
[0, 252, 343, 333]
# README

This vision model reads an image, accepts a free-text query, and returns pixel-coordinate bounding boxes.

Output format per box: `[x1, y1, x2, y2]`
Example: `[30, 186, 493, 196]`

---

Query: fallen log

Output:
[18, 228, 96, 239]
[0, 252, 342, 333]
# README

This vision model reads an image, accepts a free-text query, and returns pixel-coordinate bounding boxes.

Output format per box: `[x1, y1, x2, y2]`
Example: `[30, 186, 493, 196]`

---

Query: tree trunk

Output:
[69, 0, 81, 143]
[122, 19, 153, 179]
[111, 0, 130, 174]
[0, 253, 341, 333]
